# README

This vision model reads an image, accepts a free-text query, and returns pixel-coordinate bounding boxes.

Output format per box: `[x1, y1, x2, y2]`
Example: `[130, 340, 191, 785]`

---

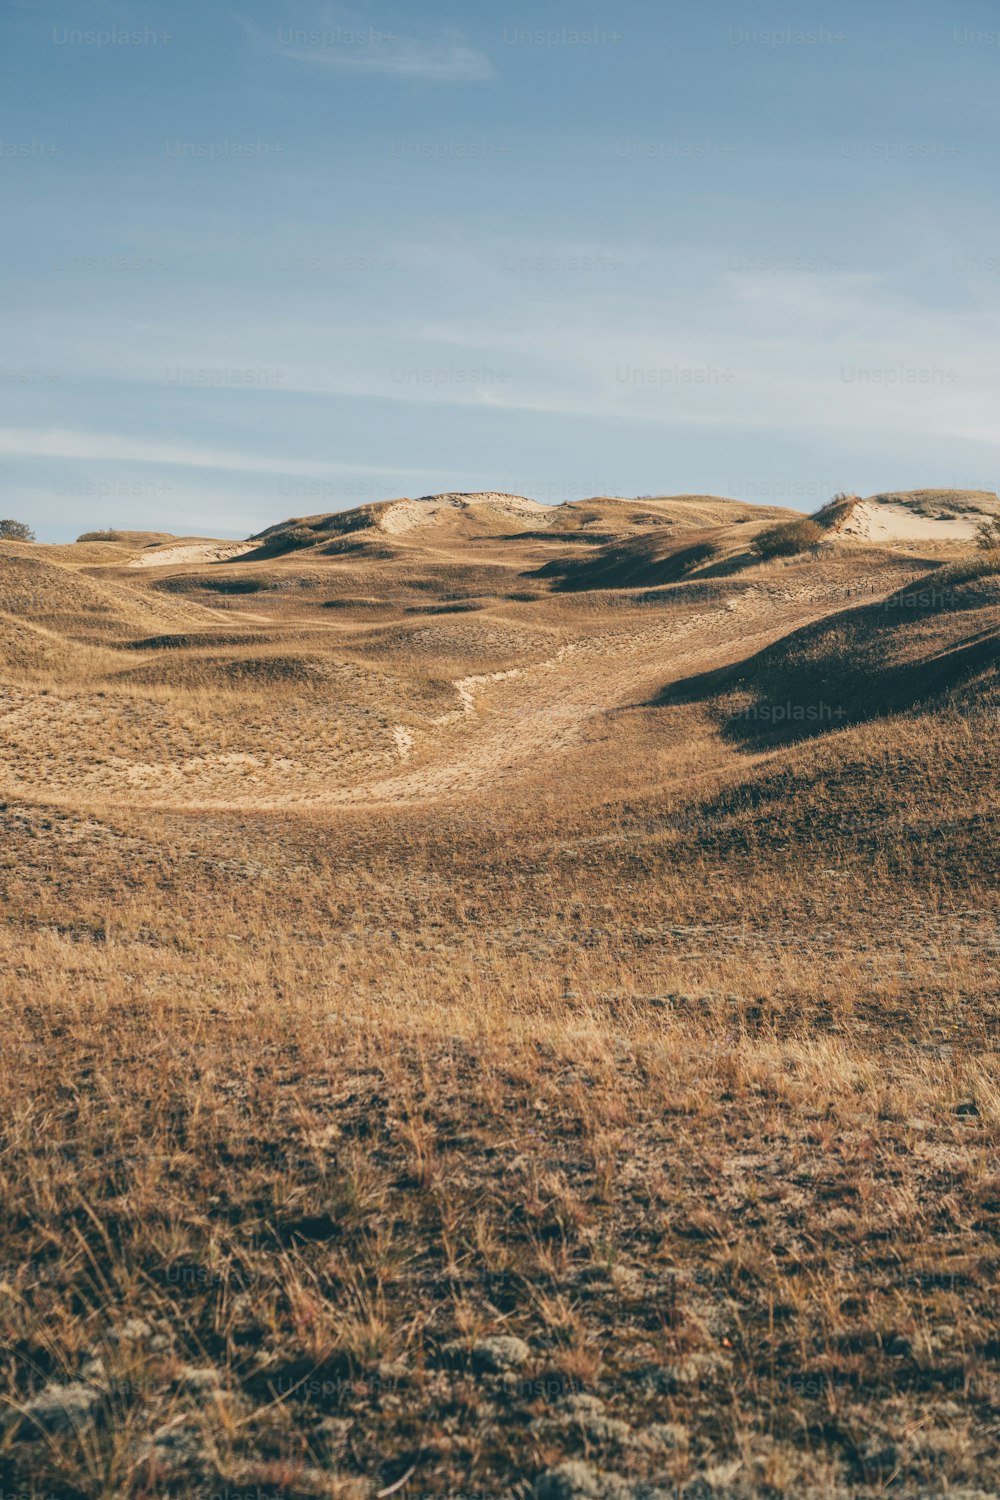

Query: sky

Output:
[3, 0, 1000, 542]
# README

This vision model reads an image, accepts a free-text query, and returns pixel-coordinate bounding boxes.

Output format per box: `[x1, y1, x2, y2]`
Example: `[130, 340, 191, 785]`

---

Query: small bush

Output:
[317, 507, 378, 536]
[267, 526, 318, 552]
[975, 518, 1000, 551]
[751, 518, 825, 559]
[0, 519, 36, 542]
[76, 529, 124, 543]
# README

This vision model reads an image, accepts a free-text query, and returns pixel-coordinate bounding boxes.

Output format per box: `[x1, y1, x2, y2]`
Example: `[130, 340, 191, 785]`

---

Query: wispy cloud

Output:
[236, 8, 493, 82]
[0, 427, 426, 479]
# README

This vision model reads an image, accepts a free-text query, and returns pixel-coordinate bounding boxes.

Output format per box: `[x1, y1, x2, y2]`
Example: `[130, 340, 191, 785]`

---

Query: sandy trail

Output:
[350, 590, 843, 806]
[6, 556, 915, 814]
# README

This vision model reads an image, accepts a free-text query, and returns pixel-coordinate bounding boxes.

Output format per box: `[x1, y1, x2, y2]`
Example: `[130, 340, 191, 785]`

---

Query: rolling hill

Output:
[0, 488, 998, 1499]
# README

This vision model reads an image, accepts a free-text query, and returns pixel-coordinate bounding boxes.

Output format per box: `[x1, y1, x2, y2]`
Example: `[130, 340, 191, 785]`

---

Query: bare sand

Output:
[380, 493, 547, 534]
[838, 501, 981, 544]
[128, 542, 256, 569]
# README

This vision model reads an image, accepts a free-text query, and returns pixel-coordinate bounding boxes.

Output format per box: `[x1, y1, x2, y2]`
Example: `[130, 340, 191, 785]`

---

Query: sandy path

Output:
[7, 565, 911, 815]
[348, 589, 845, 806]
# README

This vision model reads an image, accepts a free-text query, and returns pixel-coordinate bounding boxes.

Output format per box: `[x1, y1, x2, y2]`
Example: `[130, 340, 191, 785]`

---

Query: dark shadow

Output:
[532, 534, 719, 592]
[649, 576, 1000, 750]
[124, 631, 271, 650]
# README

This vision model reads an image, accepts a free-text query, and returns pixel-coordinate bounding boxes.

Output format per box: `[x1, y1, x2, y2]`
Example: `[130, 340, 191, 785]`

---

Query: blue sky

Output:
[3, 0, 1000, 541]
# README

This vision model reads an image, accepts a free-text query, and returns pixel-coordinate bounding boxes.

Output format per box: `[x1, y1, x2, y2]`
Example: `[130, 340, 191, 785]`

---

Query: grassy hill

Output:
[0, 491, 997, 1498]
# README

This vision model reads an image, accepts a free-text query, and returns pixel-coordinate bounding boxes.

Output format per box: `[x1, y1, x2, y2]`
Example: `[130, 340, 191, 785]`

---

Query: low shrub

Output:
[751, 518, 825, 559]
[975, 518, 1000, 551]
[266, 526, 319, 552]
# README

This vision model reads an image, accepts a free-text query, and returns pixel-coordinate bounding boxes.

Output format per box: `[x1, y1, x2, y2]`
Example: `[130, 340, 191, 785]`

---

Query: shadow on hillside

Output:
[649, 573, 1000, 750]
[531, 536, 726, 591]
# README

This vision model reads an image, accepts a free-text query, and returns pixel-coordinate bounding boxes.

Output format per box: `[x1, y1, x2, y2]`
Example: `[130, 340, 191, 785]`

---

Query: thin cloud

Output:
[0, 427, 425, 480]
[236, 11, 493, 82]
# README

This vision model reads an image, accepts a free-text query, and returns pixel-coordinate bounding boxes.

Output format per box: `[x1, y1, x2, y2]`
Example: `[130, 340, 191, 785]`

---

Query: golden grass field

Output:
[1, 490, 998, 1499]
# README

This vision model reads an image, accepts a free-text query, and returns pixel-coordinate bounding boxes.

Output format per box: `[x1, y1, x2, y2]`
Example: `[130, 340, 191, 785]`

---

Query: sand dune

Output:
[380, 492, 547, 534]
[128, 541, 257, 568]
[838, 499, 982, 543]
[2, 492, 999, 1499]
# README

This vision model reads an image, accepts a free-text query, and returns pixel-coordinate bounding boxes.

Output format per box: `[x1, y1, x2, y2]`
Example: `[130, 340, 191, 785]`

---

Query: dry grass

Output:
[0, 508, 998, 1498]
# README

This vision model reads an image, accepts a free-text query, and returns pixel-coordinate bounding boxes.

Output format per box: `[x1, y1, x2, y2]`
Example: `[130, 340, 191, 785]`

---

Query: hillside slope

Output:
[1, 494, 998, 1499]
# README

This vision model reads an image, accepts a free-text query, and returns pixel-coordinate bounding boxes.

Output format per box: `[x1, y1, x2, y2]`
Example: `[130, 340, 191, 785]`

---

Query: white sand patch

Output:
[451, 667, 525, 716]
[424, 491, 546, 516]
[392, 725, 414, 760]
[380, 493, 546, 534]
[838, 502, 980, 544]
[128, 542, 255, 569]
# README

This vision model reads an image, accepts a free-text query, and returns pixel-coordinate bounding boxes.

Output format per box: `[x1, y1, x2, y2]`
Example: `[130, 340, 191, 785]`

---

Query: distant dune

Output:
[821, 489, 1000, 545]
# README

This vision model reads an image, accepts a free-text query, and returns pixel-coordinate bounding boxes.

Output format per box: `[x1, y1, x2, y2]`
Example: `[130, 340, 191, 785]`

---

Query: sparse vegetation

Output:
[261, 524, 321, 552]
[77, 528, 125, 542]
[933, 550, 1000, 586]
[876, 488, 1000, 518]
[814, 491, 861, 530]
[0, 492, 998, 1498]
